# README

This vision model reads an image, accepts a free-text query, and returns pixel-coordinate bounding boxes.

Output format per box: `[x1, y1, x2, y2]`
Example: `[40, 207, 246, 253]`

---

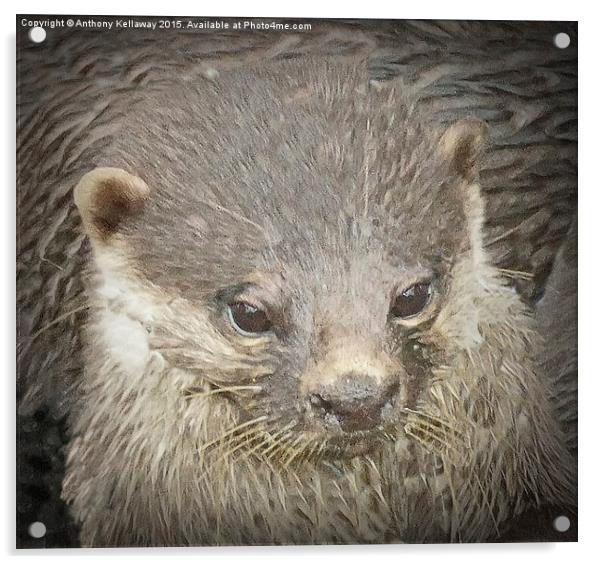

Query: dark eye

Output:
[227, 301, 273, 336]
[390, 281, 433, 320]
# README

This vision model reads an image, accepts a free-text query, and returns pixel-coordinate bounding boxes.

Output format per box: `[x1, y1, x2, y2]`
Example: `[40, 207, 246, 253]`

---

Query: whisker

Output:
[197, 415, 268, 455]
[25, 304, 89, 343]
[406, 421, 452, 445]
[406, 418, 454, 441]
[203, 420, 282, 478]
[219, 418, 277, 456]
[404, 427, 435, 451]
[316, 439, 327, 459]
[402, 408, 462, 437]
[308, 441, 321, 463]
[264, 432, 295, 463]
[483, 224, 521, 247]
[261, 421, 296, 453]
[297, 436, 317, 465]
[184, 385, 262, 400]
[277, 433, 302, 465]
[282, 434, 309, 470]
[216, 417, 287, 466]
[241, 429, 282, 461]
[218, 428, 266, 462]
[404, 422, 462, 456]
[247, 421, 296, 462]
[496, 267, 533, 281]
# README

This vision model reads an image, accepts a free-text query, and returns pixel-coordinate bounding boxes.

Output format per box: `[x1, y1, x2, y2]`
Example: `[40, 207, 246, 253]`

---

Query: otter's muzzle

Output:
[306, 372, 399, 433]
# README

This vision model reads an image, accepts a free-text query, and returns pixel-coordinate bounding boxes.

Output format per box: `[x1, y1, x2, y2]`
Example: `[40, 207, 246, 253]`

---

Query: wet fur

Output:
[16, 22, 577, 546]
[64, 252, 575, 545]
[62, 59, 574, 546]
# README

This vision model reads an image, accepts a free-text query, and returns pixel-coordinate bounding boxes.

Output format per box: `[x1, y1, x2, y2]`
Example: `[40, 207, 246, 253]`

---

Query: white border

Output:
[3, 1, 599, 563]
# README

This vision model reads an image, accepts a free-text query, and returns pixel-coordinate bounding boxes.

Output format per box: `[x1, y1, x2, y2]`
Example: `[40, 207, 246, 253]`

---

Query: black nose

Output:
[308, 374, 399, 432]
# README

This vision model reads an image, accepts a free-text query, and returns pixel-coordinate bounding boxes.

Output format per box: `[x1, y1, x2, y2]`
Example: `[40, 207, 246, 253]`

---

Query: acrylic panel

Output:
[16, 16, 577, 548]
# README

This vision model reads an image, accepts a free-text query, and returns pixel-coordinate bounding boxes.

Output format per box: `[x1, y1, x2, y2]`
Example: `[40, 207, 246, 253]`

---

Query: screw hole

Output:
[554, 33, 571, 49]
[553, 515, 571, 532]
[28, 27, 47, 44]
[28, 521, 46, 538]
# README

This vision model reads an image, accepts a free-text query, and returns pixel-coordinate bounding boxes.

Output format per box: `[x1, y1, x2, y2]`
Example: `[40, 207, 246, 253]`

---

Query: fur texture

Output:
[16, 21, 577, 546]
[61, 58, 575, 546]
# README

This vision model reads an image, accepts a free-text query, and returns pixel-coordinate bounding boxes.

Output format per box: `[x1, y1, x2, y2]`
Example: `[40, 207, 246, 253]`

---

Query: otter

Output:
[47, 56, 575, 546]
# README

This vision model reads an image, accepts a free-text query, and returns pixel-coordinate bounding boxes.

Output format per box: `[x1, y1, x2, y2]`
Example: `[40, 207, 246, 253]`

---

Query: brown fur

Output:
[74, 167, 150, 240]
[17, 20, 577, 420]
[58, 58, 576, 546]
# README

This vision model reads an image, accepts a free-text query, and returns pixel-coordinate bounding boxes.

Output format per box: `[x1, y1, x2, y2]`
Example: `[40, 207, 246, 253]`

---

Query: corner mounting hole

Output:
[553, 515, 571, 532]
[554, 32, 570, 49]
[28, 27, 47, 43]
[28, 521, 47, 538]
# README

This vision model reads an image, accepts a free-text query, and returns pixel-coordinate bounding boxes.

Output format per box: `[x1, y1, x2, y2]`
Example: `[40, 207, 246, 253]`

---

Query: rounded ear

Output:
[74, 167, 150, 242]
[438, 118, 489, 181]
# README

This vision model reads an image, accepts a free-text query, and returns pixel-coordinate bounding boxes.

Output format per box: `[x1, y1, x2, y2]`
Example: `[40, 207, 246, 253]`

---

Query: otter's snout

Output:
[307, 373, 399, 432]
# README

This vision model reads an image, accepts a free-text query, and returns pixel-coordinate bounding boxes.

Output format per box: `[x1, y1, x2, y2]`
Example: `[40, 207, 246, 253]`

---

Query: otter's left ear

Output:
[438, 118, 489, 181]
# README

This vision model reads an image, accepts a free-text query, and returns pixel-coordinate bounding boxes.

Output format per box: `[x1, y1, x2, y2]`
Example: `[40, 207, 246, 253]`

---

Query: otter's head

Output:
[74, 60, 490, 467]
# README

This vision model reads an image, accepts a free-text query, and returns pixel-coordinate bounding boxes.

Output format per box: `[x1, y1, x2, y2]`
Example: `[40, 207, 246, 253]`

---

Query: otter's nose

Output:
[308, 374, 399, 432]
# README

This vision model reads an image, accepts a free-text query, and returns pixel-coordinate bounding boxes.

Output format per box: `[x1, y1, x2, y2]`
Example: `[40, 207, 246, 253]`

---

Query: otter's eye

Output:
[227, 302, 272, 336]
[390, 281, 432, 320]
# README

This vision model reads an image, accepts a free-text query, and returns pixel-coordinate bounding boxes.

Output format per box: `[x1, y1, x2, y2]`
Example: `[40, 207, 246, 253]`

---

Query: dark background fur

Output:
[16, 17, 577, 547]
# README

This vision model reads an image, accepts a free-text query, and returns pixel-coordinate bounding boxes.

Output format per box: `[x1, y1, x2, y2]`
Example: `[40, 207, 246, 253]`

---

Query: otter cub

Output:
[65, 57, 574, 546]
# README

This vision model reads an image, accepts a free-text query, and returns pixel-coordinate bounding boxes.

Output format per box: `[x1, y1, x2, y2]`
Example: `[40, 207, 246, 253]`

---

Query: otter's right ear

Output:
[437, 118, 489, 182]
[74, 167, 150, 243]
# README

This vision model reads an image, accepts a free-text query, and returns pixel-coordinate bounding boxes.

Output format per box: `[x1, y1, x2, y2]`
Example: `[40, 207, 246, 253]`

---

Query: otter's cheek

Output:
[97, 309, 151, 375]
[399, 340, 437, 407]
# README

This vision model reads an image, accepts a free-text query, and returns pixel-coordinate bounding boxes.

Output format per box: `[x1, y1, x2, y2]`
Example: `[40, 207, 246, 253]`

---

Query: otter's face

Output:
[74, 64, 488, 465]
[203, 248, 451, 459]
